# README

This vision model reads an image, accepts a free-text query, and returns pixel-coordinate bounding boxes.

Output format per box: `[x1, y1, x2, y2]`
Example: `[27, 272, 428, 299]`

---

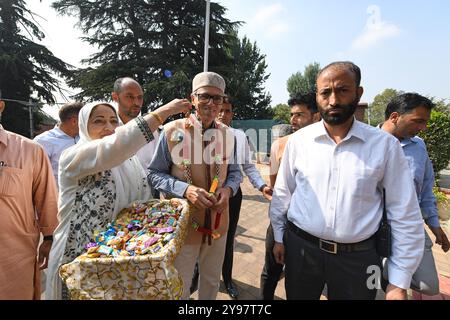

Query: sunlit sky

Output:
[25, 0, 450, 118]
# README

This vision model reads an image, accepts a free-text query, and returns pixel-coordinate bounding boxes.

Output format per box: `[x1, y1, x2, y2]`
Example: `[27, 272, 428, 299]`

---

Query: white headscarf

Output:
[46, 101, 151, 300]
[76, 101, 150, 217]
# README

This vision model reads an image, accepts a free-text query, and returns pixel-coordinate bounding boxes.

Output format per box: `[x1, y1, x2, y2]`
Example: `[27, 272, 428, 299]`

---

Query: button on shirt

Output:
[229, 127, 265, 190]
[270, 120, 424, 289]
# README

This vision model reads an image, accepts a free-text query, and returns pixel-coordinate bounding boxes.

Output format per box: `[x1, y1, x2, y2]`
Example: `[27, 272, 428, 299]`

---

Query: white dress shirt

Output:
[34, 126, 79, 185]
[230, 127, 265, 190]
[270, 119, 424, 289]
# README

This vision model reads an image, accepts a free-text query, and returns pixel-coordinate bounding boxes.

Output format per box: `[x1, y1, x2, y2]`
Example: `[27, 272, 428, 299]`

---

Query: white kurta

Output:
[46, 102, 153, 300]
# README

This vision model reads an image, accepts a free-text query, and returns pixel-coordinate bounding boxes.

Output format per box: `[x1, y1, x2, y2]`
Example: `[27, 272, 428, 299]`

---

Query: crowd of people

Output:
[0, 61, 448, 300]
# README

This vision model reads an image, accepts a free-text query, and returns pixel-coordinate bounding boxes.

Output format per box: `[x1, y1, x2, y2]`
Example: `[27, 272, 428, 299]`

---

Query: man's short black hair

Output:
[317, 61, 362, 87]
[59, 102, 84, 123]
[288, 91, 318, 113]
[384, 93, 434, 120]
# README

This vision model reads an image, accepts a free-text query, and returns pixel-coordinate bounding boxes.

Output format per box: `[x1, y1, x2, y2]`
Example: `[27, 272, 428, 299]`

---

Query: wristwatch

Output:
[43, 235, 53, 241]
[259, 184, 267, 192]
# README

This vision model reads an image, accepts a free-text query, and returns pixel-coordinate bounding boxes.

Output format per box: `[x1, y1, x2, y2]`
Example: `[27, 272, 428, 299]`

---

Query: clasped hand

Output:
[185, 185, 231, 212]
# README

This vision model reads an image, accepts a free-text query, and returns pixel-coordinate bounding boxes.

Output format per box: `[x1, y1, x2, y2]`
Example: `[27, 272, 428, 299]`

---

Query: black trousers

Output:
[284, 225, 382, 300]
[222, 187, 243, 283]
[260, 223, 284, 300]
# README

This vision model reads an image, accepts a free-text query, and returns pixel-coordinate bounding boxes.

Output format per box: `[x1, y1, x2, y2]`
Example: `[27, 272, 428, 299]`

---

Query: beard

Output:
[320, 99, 358, 125]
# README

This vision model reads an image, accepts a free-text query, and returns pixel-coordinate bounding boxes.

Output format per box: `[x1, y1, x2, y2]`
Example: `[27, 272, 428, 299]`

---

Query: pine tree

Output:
[222, 32, 272, 120]
[0, 0, 72, 137]
[53, 0, 239, 113]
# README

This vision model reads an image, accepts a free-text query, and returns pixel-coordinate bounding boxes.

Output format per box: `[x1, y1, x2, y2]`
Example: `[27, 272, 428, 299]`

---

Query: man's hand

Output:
[385, 284, 408, 300]
[429, 226, 450, 252]
[212, 187, 232, 213]
[185, 185, 217, 209]
[273, 242, 285, 265]
[261, 185, 273, 201]
[38, 240, 53, 270]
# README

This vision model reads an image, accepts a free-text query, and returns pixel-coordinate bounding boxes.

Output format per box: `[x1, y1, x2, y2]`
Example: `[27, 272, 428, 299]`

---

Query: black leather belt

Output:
[287, 221, 376, 254]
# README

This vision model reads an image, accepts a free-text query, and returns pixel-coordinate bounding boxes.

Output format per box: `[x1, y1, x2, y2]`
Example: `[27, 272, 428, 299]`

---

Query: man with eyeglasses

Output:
[34, 102, 83, 187]
[148, 72, 242, 300]
[112, 77, 160, 170]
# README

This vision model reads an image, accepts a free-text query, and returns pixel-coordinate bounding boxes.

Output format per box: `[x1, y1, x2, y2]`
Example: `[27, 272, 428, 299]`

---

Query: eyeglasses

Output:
[195, 93, 225, 105]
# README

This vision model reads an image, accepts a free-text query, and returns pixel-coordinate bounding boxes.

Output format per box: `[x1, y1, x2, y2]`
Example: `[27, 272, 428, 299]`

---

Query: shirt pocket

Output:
[349, 167, 383, 199]
[0, 167, 24, 197]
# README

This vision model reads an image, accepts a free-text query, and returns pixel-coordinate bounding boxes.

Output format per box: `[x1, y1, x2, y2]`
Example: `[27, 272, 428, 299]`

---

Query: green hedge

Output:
[418, 110, 450, 176]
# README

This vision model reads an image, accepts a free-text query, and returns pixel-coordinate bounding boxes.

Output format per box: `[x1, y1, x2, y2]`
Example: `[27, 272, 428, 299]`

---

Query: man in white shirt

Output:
[216, 97, 273, 298]
[270, 61, 424, 300]
[262, 92, 320, 300]
[112, 77, 160, 170]
[34, 102, 83, 186]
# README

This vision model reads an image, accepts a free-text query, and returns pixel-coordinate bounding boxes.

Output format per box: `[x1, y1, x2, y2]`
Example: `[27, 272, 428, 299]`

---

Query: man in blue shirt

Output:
[381, 92, 450, 295]
[34, 102, 83, 186]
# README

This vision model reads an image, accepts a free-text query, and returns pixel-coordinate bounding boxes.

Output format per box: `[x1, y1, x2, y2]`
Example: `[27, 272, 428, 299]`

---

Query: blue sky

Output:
[26, 0, 450, 116]
[222, 0, 450, 105]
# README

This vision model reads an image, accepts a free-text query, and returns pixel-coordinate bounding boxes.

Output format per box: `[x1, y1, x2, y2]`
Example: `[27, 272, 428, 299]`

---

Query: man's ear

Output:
[389, 112, 400, 124]
[0, 100, 5, 113]
[190, 94, 198, 110]
[357, 86, 364, 100]
[111, 92, 119, 102]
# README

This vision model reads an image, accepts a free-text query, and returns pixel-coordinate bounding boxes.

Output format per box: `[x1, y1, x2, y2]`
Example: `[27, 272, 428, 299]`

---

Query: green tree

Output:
[272, 103, 290, 124]
[418, 110, 450, 178]
[369, 89, 402, 126]
[222, 33, 272, 120]
[287, 62, 320, 97]
[52, 0, 239, 113]
[430, 98, 450, 115]
[0, 0, 72, 137]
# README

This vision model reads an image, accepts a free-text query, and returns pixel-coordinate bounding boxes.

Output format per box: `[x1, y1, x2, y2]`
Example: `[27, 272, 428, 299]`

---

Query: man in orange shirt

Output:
[0, 100, 58, 299]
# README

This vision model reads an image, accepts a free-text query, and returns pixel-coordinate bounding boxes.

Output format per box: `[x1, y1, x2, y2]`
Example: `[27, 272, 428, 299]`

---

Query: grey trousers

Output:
[383, 230, 439, 295]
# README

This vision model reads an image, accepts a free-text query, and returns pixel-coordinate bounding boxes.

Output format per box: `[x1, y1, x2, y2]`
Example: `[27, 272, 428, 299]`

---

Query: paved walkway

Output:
[201, 163, 450, 300]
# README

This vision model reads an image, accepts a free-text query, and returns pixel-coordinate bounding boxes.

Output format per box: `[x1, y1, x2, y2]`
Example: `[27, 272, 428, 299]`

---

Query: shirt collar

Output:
[313, 118, 366, 143]
[375, 124, 417, 147]
[400, 136, 417, 147]
[0, 125, 7, 147]
[53, 126, 72, 138]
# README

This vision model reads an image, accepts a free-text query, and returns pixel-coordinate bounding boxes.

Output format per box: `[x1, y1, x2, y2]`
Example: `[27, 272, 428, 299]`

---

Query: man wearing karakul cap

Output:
[148, 71, 242, 300]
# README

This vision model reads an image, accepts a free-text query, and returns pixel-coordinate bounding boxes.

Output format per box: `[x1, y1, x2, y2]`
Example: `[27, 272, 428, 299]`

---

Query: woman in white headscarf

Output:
[46, 99, 191, 300]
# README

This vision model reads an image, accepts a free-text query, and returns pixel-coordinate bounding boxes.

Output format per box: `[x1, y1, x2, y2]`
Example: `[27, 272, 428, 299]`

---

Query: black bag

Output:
[376, 188, 391, 258]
